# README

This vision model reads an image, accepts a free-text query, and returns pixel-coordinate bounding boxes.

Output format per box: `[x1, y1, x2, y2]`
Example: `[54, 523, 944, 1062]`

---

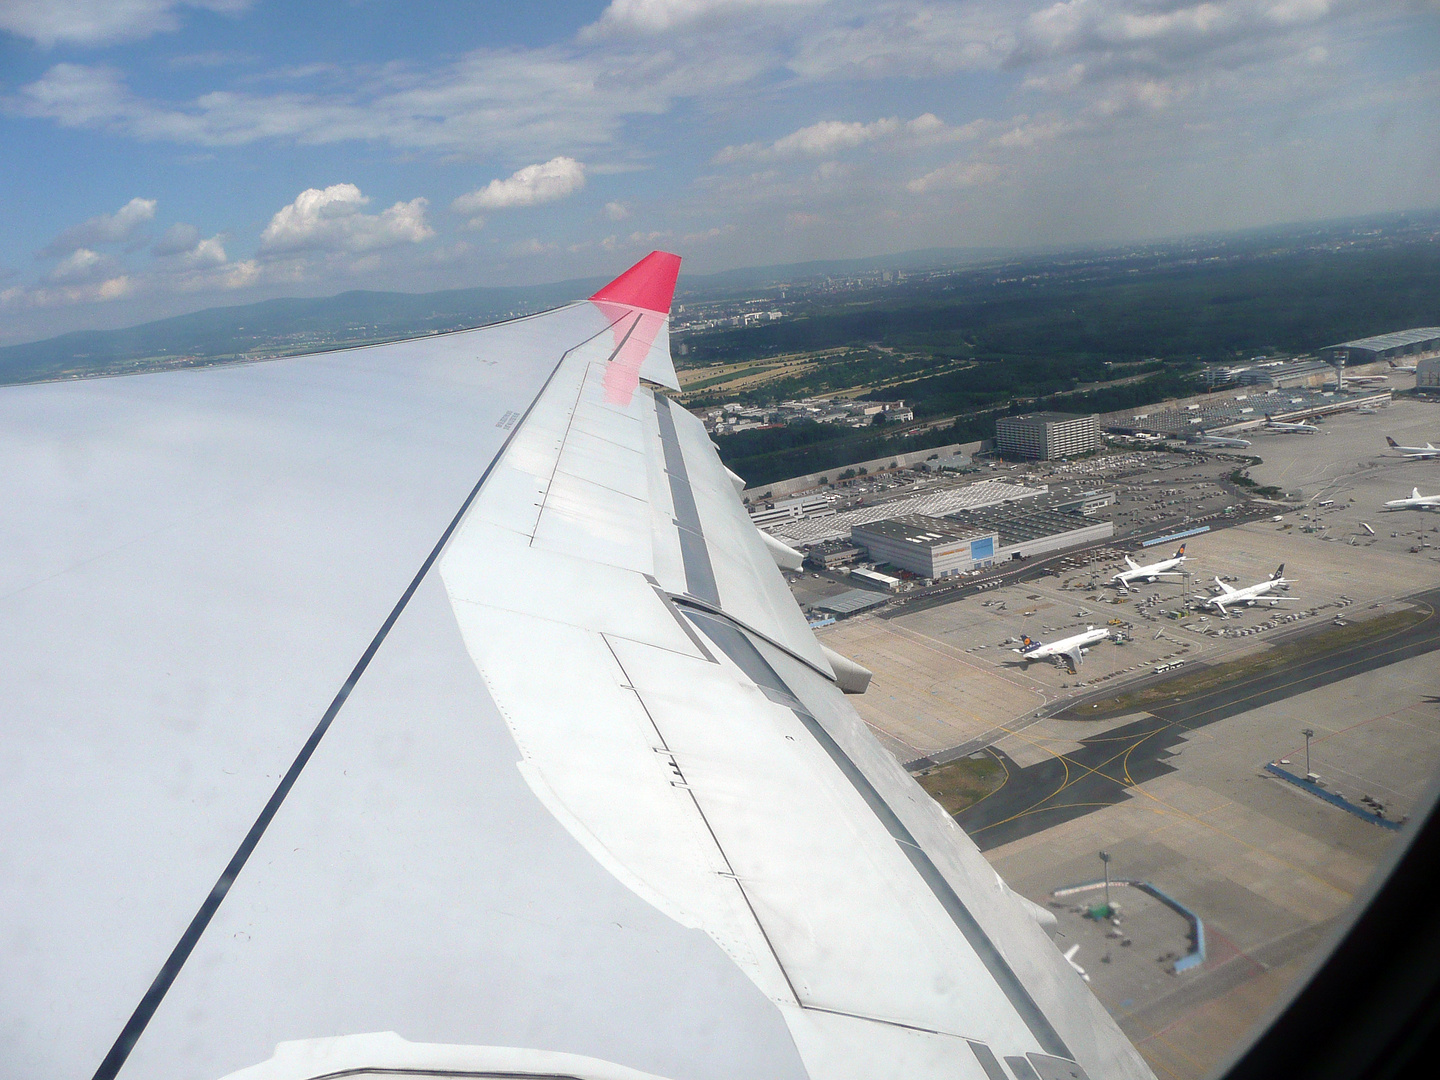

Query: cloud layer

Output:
[1, 0, 1436, 344]
[0, 0, 250, 47]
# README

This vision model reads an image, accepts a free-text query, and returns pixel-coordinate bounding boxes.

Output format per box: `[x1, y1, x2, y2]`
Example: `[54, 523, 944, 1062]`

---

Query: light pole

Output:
[1302, 728, 1315, 779]
[1099, 851, 1112, 914]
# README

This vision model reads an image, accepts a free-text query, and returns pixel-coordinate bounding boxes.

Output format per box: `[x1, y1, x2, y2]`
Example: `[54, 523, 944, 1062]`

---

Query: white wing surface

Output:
[1, 253, 1153, 1080]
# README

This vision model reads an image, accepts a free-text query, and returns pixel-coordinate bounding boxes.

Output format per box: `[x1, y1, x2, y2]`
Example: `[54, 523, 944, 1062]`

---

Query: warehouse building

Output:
[849, 515, 999, 578]
[996, 412, 1100, 460]
[944, 504, 1116, 561]
[1320, 328, 1440, 366]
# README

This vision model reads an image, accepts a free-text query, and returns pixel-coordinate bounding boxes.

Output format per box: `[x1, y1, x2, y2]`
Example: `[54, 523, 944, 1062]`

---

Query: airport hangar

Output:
[850, 506, 1114, 579]
[1319, 327, 1440, 366]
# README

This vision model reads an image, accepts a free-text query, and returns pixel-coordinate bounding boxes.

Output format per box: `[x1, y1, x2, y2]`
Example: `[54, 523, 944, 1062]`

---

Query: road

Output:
[954, 588, 1440, 850]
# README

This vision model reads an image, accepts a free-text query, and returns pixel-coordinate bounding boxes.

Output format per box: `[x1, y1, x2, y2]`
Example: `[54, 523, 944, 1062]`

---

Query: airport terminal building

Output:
[995, 412, 1100, 460]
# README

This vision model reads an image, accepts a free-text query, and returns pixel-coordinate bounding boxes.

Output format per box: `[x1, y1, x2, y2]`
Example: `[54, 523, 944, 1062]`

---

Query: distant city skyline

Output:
[2, 0, 1438, 345]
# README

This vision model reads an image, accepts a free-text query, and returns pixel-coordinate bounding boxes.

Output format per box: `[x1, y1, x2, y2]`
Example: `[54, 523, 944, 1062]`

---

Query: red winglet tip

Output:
[590, 250, 682, 315]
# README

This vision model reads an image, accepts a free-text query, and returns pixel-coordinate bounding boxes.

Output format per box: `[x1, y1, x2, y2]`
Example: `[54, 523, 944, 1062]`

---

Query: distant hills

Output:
[0, 277, 606, 385]
[0, 247, 1006, 385]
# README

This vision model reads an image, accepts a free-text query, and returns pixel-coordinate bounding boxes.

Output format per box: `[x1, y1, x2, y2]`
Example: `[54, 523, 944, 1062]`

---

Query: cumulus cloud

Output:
[41, 196, 156, 256]
[259, 184, 433, 254]
[715, 113, 967, 162]
[152, 222, 201, 256]
[2, 273, 133, 310]
[0, 0, 251, 47]
[603, 200, 631, 221]
[48, 247, 117, 283]
[452, 157, 586, 227]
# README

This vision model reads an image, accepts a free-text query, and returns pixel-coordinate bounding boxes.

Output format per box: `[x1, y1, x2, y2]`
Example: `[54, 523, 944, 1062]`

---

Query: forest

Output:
[702, 241, 1440, 485]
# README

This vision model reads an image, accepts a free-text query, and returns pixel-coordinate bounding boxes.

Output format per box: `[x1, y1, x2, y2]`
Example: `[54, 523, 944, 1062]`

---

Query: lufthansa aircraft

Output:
[1195, 564, 1298, 615]
[1013, 626, 1112, 673]
[1386, 436, 1440, 459]
[1, 254, 1155, 1080]
[1111, 545, 1189, 591]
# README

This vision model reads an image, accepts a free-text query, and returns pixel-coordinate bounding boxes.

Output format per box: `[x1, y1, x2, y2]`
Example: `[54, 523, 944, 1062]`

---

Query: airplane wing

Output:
[1, 252, 1152, 1080]
[1062, 647, 1083, 673]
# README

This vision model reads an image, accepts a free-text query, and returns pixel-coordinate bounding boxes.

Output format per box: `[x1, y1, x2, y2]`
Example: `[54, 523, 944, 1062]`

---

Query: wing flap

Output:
[606, 631, 1039, 1041]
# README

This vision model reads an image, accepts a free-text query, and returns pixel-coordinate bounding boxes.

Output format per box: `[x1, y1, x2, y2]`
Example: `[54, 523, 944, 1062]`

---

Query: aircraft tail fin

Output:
[1273, 563, 1285, 579]
[1415, 488, 1423, 500]
[1175, 544, 1186, 558]
[1387, 437, 1399, 447]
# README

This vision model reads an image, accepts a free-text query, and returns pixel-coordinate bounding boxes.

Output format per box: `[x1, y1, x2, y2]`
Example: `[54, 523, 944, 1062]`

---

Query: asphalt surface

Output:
[955, 588, 1440, 851]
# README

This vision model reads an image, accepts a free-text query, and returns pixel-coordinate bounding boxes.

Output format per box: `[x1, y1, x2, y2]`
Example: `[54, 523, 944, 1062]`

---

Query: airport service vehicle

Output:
[1384, 487, 1440, 511]
[1195, 564, 1299, 615]
[1263, 413, 1319, 434]
[1111, 544, 1189, 591]
[1386, 436, 1440, 459]
[1, 252, 1155, 1080]
[1014, 626, 1111, 673]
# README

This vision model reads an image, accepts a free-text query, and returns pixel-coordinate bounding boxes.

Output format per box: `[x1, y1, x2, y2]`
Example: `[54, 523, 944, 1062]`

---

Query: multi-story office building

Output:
[995, 412, 1100, 460]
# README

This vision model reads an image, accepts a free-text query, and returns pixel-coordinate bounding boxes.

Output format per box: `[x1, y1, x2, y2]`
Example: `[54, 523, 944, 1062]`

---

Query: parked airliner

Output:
[1013, 626, 1111, 673]
[1111, 545, 1189, 591]
[1192, 429, 1251, 448]
[1195, 565, 1298, 615]
[1264, 414, 1319, 433]
[1386, 437, 1440, 459]
[1384, 488, 1440, 511]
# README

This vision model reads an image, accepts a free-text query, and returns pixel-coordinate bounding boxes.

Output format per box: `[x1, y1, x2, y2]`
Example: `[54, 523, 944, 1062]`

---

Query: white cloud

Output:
[453, 157, 587, 226]
[1, 273, 133, 310]
[510, 238, 559, 256]
[181, 234, 227, 266]
[48, 247, 115, 282]
[41, 196, 156, 256]
[715, 113, 968, 162]
[789, 3, 1016, 79]
[590, 0, 818, 34]
[991, 115, 1080, 148]
[153, 222, 201, 255]
[9, 29, 767, 160]
[906, 160, 1005, 193]
[603, 200, 631, 221]
[0, 0, 250, 47]
[259, 184, 433, 254]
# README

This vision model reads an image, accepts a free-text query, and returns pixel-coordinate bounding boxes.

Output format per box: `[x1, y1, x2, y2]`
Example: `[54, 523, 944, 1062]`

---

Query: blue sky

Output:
[2, 0, 1438, 345]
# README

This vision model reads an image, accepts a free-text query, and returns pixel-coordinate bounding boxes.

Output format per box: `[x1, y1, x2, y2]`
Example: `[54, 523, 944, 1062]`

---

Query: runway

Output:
[956, 588, 1440, 850]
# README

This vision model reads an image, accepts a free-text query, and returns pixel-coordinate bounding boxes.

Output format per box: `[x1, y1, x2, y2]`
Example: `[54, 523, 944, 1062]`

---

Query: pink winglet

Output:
[589, 250, 682, 314]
